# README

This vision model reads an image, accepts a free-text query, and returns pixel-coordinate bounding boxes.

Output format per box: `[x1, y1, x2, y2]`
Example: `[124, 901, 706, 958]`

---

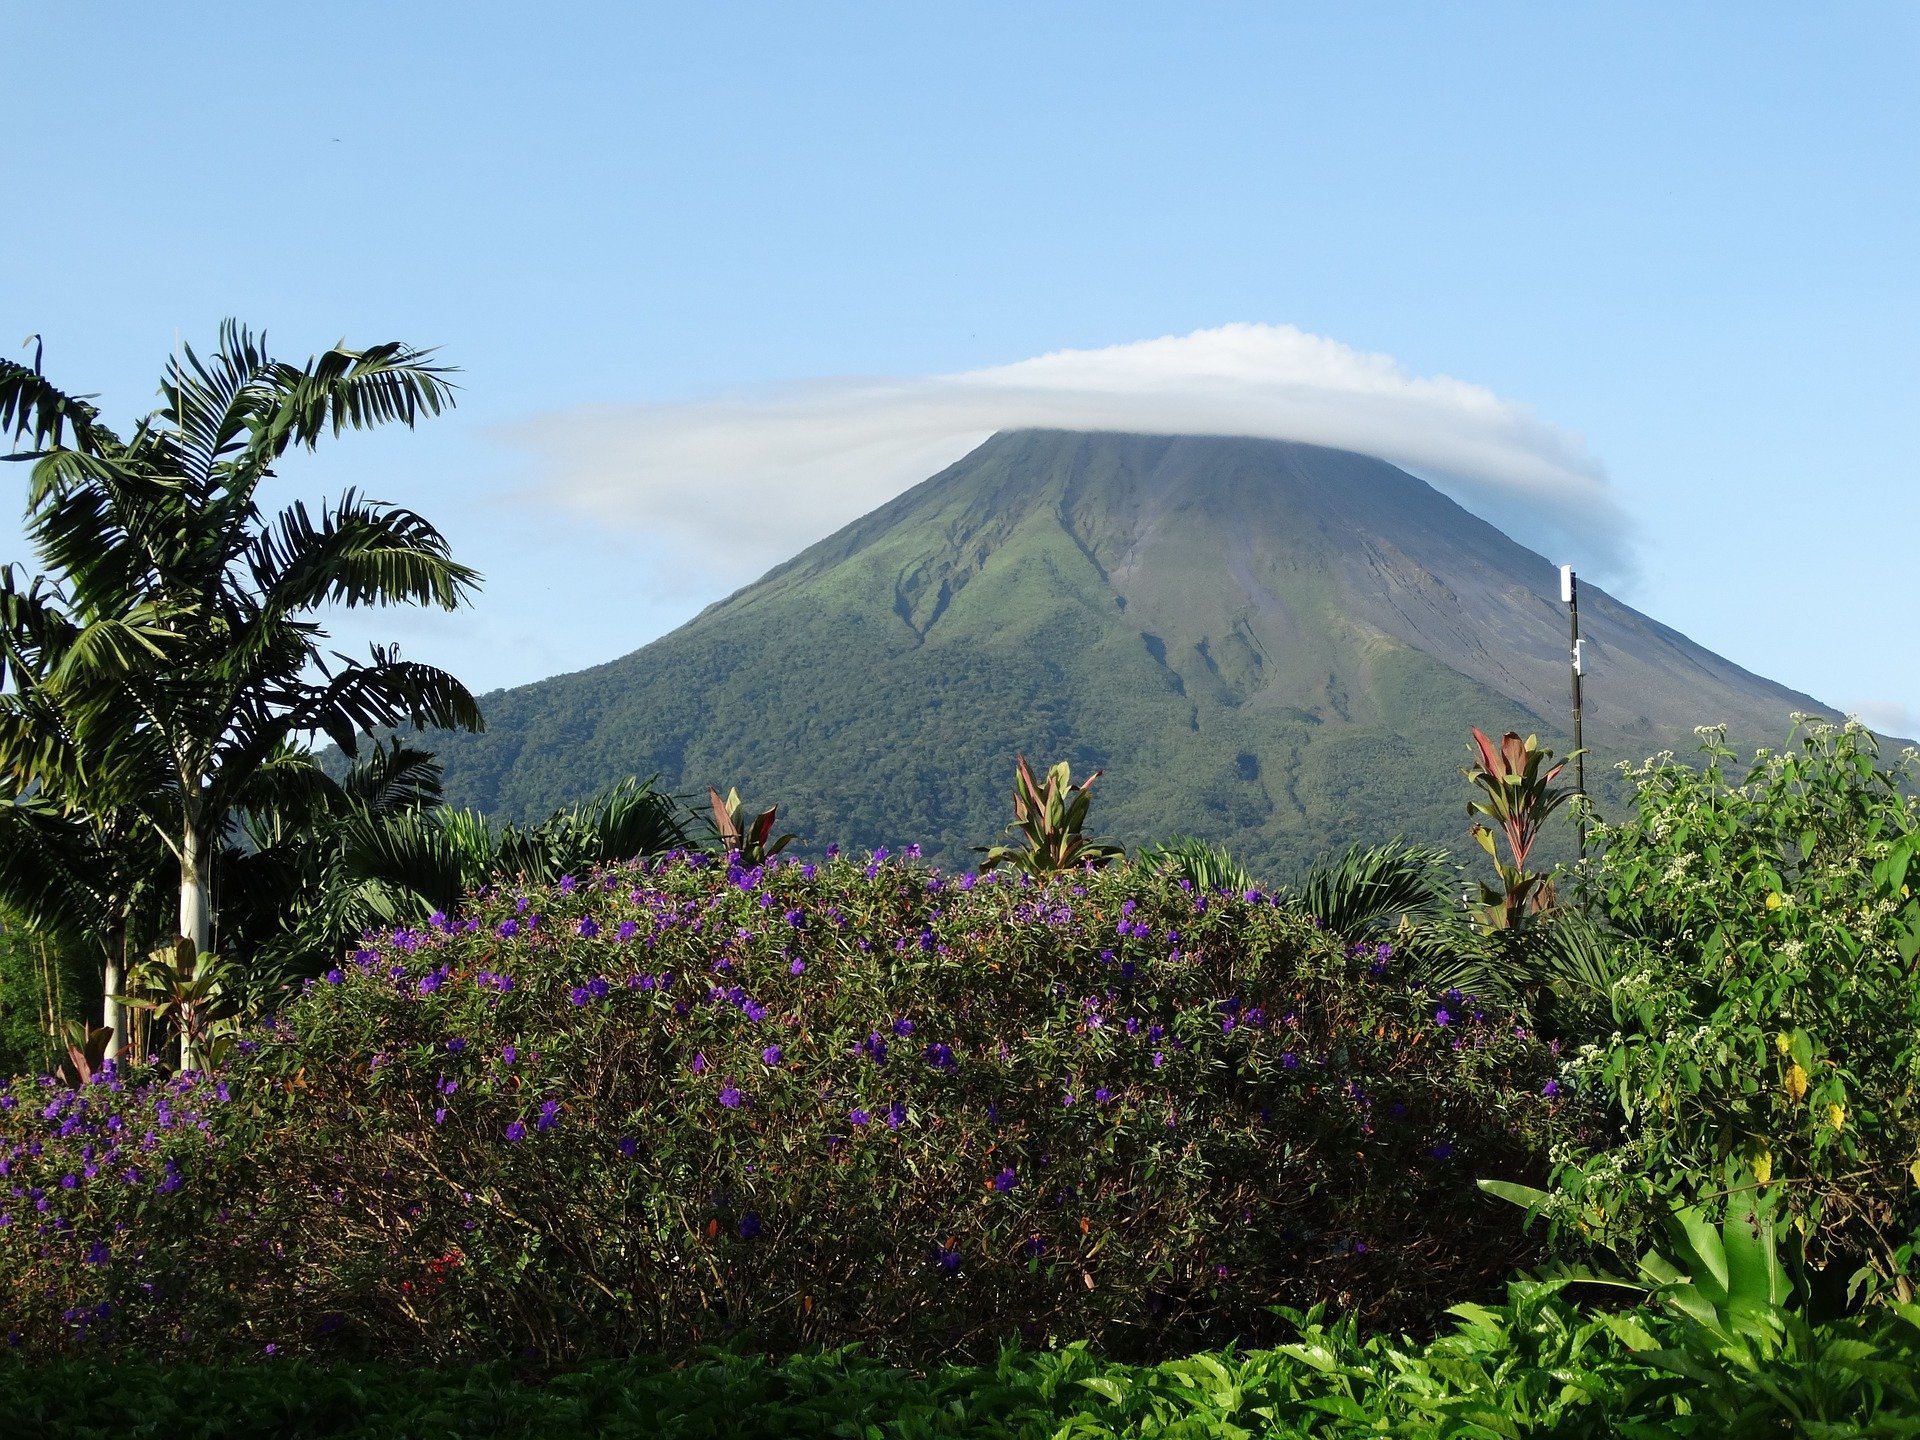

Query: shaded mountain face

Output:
[425, 431, 1832, 878]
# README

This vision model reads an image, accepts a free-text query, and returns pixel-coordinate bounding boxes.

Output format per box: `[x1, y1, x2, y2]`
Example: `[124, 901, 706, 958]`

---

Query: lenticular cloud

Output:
[509, 323, 1633, 589]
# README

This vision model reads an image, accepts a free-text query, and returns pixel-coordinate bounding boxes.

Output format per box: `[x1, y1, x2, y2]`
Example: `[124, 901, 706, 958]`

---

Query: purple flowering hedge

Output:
[0, 851, 1586, 1363]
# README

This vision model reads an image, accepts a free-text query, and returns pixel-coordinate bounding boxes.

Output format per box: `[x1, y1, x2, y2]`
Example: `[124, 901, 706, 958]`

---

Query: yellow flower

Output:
[1752, 1151, 1773, 1185]
[1765, 891, 1784, 911]
[1785, 1063, 1809, 1101]
[1910, 1157, 1920, 1188]
[1776, 1033, 1792, 1056]
[1827, 1103, 1847, 1131]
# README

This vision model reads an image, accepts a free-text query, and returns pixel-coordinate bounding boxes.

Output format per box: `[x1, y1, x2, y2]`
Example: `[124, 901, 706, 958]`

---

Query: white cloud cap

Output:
[506, 323, 1633, 593]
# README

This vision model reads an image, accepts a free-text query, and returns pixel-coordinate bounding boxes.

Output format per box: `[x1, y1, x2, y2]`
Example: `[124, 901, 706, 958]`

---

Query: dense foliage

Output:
[0, 853, 1576, 1363]
[1550, 721, 1920, 1298]
[9, 1283, 1920, 1438]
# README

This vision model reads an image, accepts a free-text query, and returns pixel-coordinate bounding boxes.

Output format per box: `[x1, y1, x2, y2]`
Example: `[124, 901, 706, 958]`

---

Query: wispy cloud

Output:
[504, 323, 1634, 593]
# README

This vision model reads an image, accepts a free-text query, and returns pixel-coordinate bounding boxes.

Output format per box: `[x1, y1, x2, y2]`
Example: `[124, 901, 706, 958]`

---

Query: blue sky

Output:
[5, 4, 1917, 734]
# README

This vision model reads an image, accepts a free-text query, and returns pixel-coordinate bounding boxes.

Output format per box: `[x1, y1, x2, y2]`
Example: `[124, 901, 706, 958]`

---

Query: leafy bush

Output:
[1552, 719, 1920, 1297]
[8, 1287, 1920, 1437]
[0, 851, 1577, 1363]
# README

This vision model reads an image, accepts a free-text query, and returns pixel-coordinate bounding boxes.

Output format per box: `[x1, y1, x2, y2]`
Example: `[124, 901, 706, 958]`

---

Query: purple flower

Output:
[505, 1121, 527, 1143]
[789, 958, 806, 975]
[1430, 1141, 1455, 1162]
[691, 1052, 708, 1075]
[1152, 1052, 1165, 1069]
[924, 1043, 958, 1073]
[719, 1083, 744, 1110]
[323, 969, 343, 985]
[587, 976, 610, 1000]
[761, 1045, 783, 1067]
[1434, 1008, 1452, 1027]
[496, 919, 520, 939]
[536, 1100, 562, 1132]
[576, 916, 600, 940]
[617, 920, 639, 943]
[737, 1212, 762, 1240]
[892, 1017, 915, 1037]
[1095, 1088, 1113, 1104]
[886, 1100, 906, 1130]
[433, 1107, 448, 1125]
[568, 986, 590, 1006]
[617, 1137, 638, 1157]
[502, 1045, 518, 1066]
[992, 1167, 1018, 1193]
[1542, 1079, 1562, 1098]
[447, 1038, 466, 1054]
[849, 1108, 871, 1128]
[84, 1241, 110, 1266]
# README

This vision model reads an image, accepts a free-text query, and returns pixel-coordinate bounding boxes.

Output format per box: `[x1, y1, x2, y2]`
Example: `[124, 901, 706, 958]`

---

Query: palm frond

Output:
[0, 351, 110, 455]
[295, 646, 483, 756]
[1140, 835, 1256, 893]
[157, 323, 275, 495]
[245, 490, 480, 614]
[531, 777, 691, 877]
[0, 797, 116, 940]
[1295, 840, 1455, 939]
[340, 735, 444, 816]
[251, 337, 457, 463]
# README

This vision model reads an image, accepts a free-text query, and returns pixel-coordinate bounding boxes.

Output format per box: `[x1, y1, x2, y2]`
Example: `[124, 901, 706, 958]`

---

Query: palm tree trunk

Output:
[102, 930, 124, 1062]
[178, 800, 210, 1071]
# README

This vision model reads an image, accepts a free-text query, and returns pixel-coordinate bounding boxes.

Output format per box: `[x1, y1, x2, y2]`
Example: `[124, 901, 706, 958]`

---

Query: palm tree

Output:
[1, 323, 483, 1065]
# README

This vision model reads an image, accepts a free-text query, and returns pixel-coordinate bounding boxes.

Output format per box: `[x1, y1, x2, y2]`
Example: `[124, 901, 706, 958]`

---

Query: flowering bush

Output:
[1552, 721, 1920, 1295]
[1, 850, 1580, 1362]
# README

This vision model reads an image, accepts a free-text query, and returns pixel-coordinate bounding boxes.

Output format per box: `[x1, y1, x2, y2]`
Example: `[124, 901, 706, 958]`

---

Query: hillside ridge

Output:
[425, 430, 1834, 876]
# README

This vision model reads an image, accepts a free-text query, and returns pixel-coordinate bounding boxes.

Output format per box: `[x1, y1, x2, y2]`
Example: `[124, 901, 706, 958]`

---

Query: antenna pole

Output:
[1560, 564, 1587, 856]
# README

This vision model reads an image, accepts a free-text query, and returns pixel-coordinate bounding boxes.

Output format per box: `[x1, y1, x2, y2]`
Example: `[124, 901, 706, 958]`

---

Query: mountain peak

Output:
[425, 431, 1831, 874]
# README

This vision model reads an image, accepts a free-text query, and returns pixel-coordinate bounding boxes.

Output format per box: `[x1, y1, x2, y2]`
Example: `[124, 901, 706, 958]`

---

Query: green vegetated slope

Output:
[423, 431, 1831, 875]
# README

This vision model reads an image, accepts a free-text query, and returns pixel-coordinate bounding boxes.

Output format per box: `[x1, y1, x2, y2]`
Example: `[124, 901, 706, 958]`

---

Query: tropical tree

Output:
[0, 324, 483, 1065]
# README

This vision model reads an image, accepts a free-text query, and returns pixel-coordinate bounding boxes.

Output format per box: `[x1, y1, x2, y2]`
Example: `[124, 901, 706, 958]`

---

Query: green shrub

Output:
[1553, 720, 1920, 1296]
[0, 851, 1578, 1362]
[8, 1289, 1920, 1437]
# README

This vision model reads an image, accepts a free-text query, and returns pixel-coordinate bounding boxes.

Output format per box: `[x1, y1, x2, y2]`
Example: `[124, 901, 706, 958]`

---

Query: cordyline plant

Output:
[1464, 729, 1577, 930]
[978, 756, 1124, 877]
[707, 787, 794, 866]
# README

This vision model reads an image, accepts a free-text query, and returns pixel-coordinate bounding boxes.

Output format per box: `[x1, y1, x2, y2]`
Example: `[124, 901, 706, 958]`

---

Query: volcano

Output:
[422, 431, 1832, 875]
